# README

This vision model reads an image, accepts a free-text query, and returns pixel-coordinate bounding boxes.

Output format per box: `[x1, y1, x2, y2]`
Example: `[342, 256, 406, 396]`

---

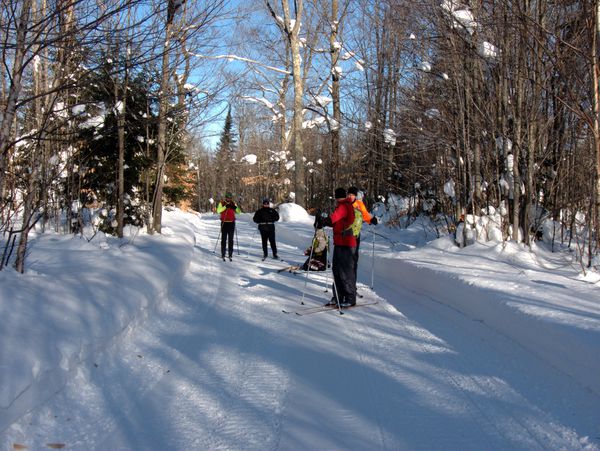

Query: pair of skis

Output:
[277, 265, 300, 273]
[282, 301, 378, 316]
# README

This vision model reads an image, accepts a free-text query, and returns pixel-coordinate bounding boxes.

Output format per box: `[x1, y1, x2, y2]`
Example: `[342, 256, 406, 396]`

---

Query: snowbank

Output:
[277, 202, 312, 223]
[0, 209, 196, 431]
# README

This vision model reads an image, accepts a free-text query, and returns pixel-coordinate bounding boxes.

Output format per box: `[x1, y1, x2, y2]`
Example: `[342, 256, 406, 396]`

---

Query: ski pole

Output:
[370, 225, 376, 289]
[331, 264, 343, 315]
[213, 222, 223, 253]
[246, 227, 257, 258]
[324, 232, 332, 292]
[300, 225, 319, 305]
[368, 229, 399, 248]
[235, 223, 240, 255]
[323, 221, 340, 311]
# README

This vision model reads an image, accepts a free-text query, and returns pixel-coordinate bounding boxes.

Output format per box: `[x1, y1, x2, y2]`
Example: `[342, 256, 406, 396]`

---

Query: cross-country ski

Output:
[282, 301, 379, 315]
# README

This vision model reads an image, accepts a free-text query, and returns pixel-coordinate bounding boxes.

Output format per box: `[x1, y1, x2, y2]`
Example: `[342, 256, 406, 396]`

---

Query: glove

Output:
[370, 217, 378, 225]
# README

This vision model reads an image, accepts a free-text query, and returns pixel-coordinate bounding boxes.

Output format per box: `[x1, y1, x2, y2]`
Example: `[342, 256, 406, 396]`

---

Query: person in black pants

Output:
[216, 193, 241, 261]
[253, 198, 280, 260]
[320, 187, 358, 307]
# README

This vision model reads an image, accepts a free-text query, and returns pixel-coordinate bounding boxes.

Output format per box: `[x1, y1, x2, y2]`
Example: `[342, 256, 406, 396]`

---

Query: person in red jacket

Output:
[320, 187, 357, 307]
[216, 192, 241, 261]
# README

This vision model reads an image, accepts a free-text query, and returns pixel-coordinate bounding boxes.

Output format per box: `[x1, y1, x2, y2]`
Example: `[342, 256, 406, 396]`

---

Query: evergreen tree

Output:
[214, 106, 237, 196]
[70, 59, 157, 232]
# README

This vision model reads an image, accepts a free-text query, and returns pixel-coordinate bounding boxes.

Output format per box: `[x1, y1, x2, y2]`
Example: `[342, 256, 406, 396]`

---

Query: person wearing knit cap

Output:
[253, 197, 280, 260]
[347, 186, 378, 291]
[216, 192, 242, 261]
[334, 187, 346, 199]
[319, 187, 357, 307]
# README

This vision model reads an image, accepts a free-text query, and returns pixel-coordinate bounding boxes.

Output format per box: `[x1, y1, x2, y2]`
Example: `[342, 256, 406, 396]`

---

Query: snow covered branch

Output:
[191, 53, 291, 75]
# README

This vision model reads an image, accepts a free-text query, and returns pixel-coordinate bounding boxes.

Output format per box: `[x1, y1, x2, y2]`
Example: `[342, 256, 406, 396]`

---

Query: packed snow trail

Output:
[3, 214, 599, 450]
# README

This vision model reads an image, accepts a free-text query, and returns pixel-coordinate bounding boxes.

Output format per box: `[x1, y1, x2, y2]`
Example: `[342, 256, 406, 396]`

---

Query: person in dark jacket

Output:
[253, 198, 280, 260]
[216, 192, 241, 261]
[319, 187, 357, 307]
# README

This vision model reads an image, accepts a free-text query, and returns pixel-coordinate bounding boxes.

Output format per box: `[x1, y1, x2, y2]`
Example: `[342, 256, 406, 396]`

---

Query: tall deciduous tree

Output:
[267, 0, 306, 206]
[151, 0, 180, 234]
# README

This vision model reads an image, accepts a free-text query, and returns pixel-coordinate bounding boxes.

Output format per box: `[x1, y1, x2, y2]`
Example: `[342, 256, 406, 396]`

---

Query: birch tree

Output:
[266, 0, 306, 206]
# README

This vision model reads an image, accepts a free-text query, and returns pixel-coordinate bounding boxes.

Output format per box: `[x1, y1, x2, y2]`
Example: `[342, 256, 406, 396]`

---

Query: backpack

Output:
[312, 231, 328, 256]
[350, 207, 364, 237]
[220, 205, 236, 222]
[343, 206, 363, 237]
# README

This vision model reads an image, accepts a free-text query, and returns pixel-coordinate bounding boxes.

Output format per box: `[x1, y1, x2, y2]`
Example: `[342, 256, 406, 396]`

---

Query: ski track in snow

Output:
[338, 295, 528, 450]
[368, 273, 599, 450]
[3, 215, 599, 450]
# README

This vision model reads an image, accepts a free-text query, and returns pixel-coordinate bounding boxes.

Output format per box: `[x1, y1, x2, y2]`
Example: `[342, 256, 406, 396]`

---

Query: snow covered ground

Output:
[1, 207, 599, 450]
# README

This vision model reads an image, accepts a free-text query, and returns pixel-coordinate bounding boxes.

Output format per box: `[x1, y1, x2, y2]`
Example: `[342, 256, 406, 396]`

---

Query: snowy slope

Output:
[0, 211, 195, 430]
[1, 208, 599, 450]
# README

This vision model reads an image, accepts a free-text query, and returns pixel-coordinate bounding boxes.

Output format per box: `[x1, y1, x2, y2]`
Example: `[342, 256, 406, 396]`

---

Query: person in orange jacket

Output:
[347, 186, 378, 290]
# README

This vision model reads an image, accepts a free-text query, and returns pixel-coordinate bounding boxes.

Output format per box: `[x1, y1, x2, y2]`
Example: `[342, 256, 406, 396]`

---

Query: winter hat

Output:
[262, 198, 270, 204]
[334, 187, 346, 199]
[347, 186, 359, 196]
[225, 192, 233, 199]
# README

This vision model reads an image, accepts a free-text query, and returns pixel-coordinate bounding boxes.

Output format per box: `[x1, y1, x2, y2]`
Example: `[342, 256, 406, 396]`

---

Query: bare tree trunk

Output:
[152, 18, 174, 234]
[366, 11, 385, 199]
[115, 41, 129, 238]
[281, 0, 305, 206]
[329, 0, 341, 185]
[594, 0, 600, 260]
[512, 95, 523, 242]
[278, 52, 290, 202]
[14, 0, 37, 273]
[15, 162, 38, 273]
[0, 0, 33, 193]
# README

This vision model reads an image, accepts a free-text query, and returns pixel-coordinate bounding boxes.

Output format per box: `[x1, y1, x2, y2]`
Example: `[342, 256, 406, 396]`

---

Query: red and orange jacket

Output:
[329, 198, 357, 247]
[352, 199, 375, 224]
